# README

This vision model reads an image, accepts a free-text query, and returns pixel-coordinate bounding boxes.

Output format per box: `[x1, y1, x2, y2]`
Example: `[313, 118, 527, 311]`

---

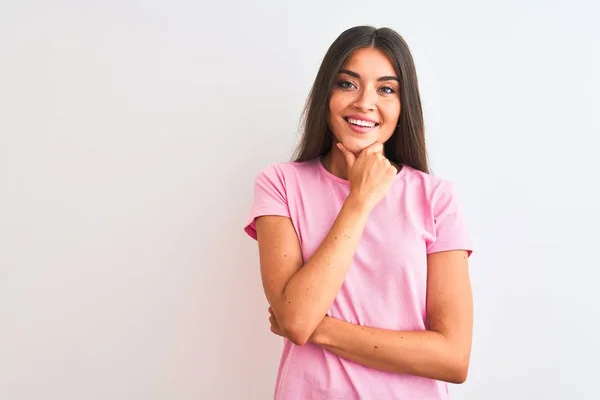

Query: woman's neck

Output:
[321, 147, 352, 180]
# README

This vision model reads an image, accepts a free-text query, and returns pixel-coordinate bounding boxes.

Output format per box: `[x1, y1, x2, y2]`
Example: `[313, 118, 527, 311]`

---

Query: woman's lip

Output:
[345, 119, 378, 134]
[345, 115, 379, 124]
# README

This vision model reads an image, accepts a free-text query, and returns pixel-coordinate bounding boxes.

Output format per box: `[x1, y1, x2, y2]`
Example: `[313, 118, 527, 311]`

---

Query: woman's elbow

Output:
[447, 356, 470, 384]
[280, 318, 316, 346]
[449, 368, 468, 384]
[283, 329, 309, 346]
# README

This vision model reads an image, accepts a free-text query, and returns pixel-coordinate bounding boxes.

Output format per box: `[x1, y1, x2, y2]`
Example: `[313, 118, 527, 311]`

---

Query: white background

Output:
[1, 1, 599, 399]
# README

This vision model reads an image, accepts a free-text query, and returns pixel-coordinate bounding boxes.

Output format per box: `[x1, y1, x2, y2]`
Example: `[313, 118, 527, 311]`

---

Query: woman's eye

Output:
[337, 81, 356, 89]
[379, 86, 396, 94]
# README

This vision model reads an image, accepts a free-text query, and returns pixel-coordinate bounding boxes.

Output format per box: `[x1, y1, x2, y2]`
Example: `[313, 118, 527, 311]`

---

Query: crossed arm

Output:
[255, 196, 473, 384]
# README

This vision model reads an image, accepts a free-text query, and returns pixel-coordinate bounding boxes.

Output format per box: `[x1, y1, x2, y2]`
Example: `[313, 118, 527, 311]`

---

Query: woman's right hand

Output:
[337, 141, 397, 210]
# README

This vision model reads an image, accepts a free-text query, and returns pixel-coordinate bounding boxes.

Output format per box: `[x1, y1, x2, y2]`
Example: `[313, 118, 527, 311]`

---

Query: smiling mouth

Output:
[344, 117, 380, 128]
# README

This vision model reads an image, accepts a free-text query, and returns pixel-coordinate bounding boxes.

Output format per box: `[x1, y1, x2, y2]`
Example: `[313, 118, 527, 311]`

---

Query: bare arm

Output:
[256, 142, 396, 345]
[256, 194, 370, 345]
[308, 250, 473, 383]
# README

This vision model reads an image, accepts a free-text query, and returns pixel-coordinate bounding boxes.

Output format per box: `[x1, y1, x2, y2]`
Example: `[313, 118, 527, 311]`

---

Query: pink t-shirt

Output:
[244, 157, 472, 400]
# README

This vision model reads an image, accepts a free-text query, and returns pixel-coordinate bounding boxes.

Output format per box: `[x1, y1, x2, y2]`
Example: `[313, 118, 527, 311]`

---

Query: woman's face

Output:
[328, 47, 401, 155]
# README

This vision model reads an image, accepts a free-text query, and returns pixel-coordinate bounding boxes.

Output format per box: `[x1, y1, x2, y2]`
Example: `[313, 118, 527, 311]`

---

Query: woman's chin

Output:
[340, 137, 376, 154]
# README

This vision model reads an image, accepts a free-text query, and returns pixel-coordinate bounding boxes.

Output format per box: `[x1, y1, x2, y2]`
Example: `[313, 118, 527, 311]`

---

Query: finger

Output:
[270, 326, 282, 336]
[336, 142, 356, 169]
[269, 316, 278, 328]
[366, 141, 384, 154]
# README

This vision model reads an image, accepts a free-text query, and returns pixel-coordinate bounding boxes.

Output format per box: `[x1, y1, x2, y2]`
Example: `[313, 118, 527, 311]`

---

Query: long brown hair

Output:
[292, 25, 429, 174]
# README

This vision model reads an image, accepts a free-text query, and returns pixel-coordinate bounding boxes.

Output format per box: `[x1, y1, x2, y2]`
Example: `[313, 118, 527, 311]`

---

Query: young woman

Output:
[244, 25, 473, 399]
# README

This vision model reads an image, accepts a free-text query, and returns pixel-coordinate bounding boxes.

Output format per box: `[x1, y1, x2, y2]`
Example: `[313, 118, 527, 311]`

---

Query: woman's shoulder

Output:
[399, 164, 459, 201]
[254, 158, 321, 180]
[401, 164, 447, 186]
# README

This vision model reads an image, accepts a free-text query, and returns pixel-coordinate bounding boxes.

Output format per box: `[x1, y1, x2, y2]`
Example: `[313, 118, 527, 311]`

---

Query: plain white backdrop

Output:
[1, 1, 599, 399]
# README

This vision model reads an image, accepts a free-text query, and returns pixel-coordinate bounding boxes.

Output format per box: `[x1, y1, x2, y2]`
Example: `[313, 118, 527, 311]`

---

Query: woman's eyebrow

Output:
[338, 69, 399, 82]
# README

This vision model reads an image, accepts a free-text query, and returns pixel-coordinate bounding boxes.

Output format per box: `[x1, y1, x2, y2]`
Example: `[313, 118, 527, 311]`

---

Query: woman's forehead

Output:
[341, 48, 397, 78]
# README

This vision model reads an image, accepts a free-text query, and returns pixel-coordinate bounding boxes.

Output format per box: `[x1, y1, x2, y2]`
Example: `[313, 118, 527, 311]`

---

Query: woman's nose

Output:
[352, 87, 377, 111]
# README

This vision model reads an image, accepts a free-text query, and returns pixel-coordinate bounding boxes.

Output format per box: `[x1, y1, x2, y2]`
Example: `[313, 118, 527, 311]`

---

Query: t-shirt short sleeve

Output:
[427, 180, 473, 256]
[244, 163, 291, 241]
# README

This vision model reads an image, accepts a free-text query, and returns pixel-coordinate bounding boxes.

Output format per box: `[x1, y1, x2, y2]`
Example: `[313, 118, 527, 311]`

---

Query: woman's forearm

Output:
[309, 317, 469, 384]
[281, 193, 371, 344]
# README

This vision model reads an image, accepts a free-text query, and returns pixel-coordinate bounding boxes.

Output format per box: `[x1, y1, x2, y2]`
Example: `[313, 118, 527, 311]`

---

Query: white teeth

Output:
[348, 118, 376, 127]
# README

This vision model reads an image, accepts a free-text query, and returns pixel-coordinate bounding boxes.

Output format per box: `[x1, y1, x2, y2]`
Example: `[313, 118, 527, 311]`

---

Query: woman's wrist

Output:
[345, 191, 374, 214]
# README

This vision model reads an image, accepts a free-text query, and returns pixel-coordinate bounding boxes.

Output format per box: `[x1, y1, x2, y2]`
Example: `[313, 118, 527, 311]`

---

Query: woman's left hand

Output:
[268, 307, 284, 337]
